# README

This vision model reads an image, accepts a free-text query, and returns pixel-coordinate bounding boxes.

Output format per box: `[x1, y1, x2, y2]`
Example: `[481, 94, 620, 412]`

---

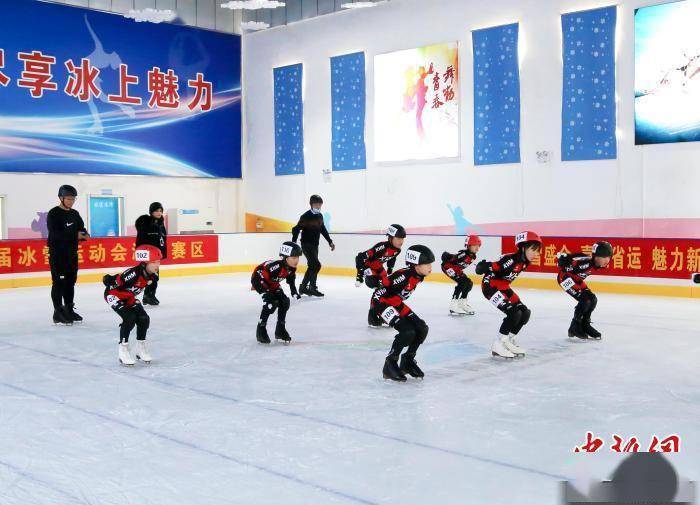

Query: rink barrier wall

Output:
[1, 233, 699, 298]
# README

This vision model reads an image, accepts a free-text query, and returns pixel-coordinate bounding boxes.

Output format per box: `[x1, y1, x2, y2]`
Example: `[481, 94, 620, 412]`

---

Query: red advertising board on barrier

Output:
[501, 236, 700, 280]
[0, 235, 219, 274]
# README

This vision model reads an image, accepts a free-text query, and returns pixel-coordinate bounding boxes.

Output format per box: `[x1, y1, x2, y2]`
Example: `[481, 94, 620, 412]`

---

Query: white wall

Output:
[0, 173, 241, 238]
[242, 0, 700, 238]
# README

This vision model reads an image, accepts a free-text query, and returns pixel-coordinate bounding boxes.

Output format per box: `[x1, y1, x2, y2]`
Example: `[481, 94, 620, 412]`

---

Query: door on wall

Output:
[88, 196, 123, 237]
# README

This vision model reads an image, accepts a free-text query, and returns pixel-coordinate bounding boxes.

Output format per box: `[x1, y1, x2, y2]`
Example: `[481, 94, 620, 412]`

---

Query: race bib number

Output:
[106, 295, 121, 308]
[446, 268, 455, 277]
[489, 291, 506, 308]
[560, 277, 576, 291]
[135, 250, 150, 262]
[381, 306, 399, 324]
[405, 250, 420, 265]
[364, 268, 373, 277]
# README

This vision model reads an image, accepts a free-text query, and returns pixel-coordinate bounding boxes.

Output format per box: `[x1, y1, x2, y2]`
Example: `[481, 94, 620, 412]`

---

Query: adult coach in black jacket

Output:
[48, 185, 89, 325]
[135, 202, 167, 305]
[291, 195, 335, 297]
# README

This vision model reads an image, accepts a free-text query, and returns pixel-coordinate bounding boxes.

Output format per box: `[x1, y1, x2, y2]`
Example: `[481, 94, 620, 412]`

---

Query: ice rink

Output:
[0, 273, 698, 504]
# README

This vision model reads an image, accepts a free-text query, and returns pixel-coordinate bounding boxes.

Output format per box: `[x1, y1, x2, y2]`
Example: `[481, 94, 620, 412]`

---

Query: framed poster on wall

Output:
[635, 0, 700, 145]
[88, 196, 123, 237]
[374, 42, 459, 162]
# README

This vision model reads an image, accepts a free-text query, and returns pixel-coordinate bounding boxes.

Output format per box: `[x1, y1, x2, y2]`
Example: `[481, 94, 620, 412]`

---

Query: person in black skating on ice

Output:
[441, 234, 482, 316]
[135, 202, 167, 306]
[355, 224, 406, 328]
[371, 245, 435, 382]
[475, 231, 542, 359]
[47, 185, 89, 325]
[291, 195, 335, 297]
[103, 245, 161, 366]
[557, 240, 613, 340]
[251, 241, 301, 344]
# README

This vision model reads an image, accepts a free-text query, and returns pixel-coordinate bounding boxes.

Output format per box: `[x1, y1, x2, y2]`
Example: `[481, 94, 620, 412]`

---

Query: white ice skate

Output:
[119, 342, 136, 366]
[504, 335, 526, 357]
[449, 299, 468, 316]
[458, 298, 475, 315]
[134, 340, 152, 363]
[491, 336, 515, 359]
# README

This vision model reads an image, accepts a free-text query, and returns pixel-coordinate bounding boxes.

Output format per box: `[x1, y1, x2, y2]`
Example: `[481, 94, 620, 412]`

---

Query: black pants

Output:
[112, 303, 150, 343]
[144, 276, 158, 298]
[482, 284, 531, 336]
[388, 314, 429, 359]
[259, 290, 290, 326]
[301, 244, 321, 288]
[50, 255, 78, 310]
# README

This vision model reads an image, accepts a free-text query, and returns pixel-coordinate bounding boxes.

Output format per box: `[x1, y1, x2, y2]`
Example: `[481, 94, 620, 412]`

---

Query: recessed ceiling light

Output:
[125, 8, 177, 23]
[221, 0, 285, 9]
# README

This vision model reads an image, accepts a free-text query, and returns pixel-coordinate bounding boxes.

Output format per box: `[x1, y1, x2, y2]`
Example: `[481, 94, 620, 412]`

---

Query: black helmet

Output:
[309, 194, 323, 206]
[387, 224, 407, 239]
[149, 202, 164, 214]
[58, 185, 77, 198]
[592, 241, 613, 258]
[405, 245, 435, 265]
[279, 241, 302, 258]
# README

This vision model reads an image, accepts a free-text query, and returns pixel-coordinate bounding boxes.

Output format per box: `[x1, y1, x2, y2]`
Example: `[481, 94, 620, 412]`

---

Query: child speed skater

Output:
[355, 224, 406, 328]
[370, 245, 435, 382]
[103, 244, 161, 366]
[557, 241, 613, 340]
[441, 235, 482, 316]
[251, 241, 302, 344]
[475, 231, 542, 359]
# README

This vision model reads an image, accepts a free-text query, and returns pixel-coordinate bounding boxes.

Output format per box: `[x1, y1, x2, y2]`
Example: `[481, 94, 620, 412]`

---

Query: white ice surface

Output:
[0, 273, 699, 505]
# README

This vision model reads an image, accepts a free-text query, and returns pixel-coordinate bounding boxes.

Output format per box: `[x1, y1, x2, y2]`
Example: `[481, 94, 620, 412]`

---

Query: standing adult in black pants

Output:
[135, 202, 167, 305]
[47, 185, 89, 325]
[291, 195, 335, 297]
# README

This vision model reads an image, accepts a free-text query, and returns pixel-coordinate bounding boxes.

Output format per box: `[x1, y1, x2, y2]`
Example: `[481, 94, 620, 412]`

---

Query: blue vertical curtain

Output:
[472, 23, 521, 166]
[561, 6, 617, 161]
[274, 63, 304, 175]
[330, 52, 366, 171]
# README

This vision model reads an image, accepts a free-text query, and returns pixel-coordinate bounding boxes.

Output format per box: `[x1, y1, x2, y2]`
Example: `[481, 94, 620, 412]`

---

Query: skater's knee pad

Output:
[587, 292, 597, 311]
[518, 305, 531, 326]
[396, 327, 416, 347]
[413, 319, 429, 344]
[136, 311, 150, 329]
[120, 309, 138, 328]
[279, 295, 290, 312]
[504, 306, 523, 332]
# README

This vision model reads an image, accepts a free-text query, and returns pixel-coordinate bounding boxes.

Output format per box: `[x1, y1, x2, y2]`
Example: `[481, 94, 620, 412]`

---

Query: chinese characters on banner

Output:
[502, 236, 700, 280]
[0, 235, 219, 274]
[0, 48, 212, 111]
[574, 431, 680, 453]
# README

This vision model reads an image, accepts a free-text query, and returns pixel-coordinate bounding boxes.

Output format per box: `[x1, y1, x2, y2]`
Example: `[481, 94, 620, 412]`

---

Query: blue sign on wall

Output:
[561, 6, 617, 161]
[0, 0, 241, 178]
[274, 63, 304, 176]
[472, 23, 521, 166]
[89, 196, 120, 237]
[331, 52, 366, 171]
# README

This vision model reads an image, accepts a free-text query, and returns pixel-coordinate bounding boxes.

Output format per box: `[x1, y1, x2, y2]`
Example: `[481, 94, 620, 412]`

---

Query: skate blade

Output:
[368, 325, 383, 329]
[119, 360, 135, 366]
[257, 340, 271, 345]
[382, 374, 407, 382]
[275, 339, 292, 345]
[449, 311, 467, 316]
[136, 356, 152, 363]
[491, 351, 514, 359]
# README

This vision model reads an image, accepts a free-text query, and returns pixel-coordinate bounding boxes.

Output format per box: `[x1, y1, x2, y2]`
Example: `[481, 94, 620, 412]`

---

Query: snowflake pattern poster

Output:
[374, 43, 459, 162]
